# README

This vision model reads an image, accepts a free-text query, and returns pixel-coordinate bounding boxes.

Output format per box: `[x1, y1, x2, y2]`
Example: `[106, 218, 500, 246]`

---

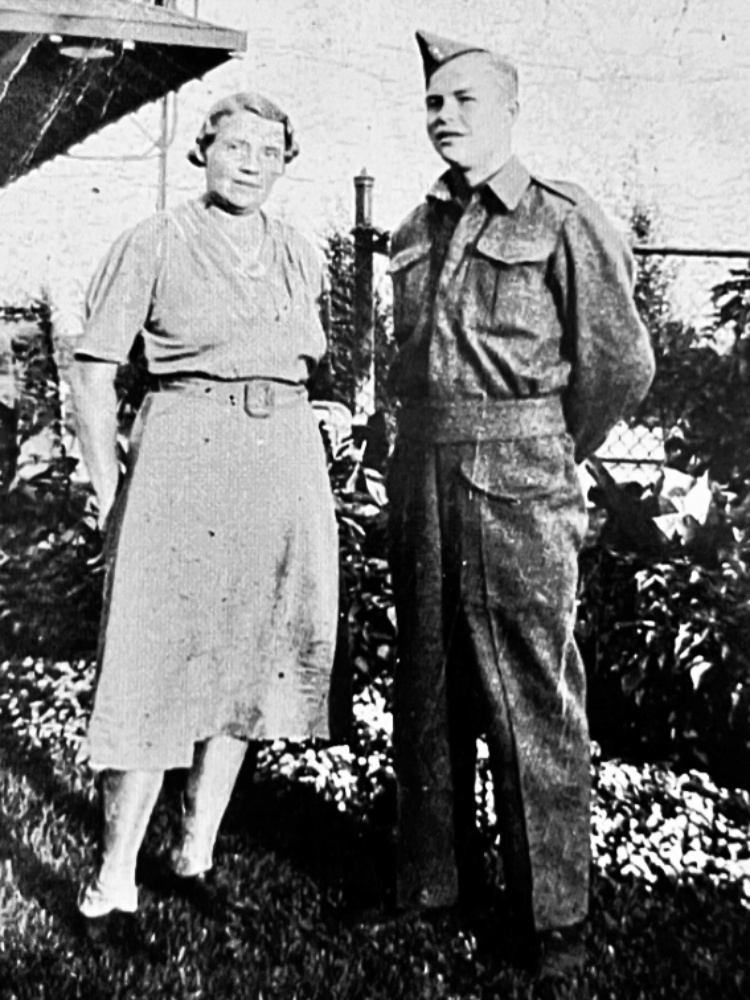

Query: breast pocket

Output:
[469, 233, 555, 337]
[388, 242, 431, 343]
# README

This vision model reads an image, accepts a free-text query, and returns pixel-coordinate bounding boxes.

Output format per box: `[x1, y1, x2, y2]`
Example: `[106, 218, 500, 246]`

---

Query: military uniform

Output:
[387, 150, 655, 932]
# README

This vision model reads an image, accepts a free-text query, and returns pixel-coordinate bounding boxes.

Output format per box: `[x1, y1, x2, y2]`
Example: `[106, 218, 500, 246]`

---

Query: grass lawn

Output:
[1, 656, 750, 1000]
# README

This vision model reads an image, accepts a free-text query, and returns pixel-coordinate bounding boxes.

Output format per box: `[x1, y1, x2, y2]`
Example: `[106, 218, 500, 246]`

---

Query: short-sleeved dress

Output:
[76, 196, 339, 771]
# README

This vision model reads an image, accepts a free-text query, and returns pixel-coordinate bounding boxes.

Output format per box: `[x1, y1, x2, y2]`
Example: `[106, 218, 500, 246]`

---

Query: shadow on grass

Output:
[219, 754, 397, 915]
[0, 730, 100, 939]
[0, 724, 392, 927]
[0, 732, 98, 835]
[0, 807, 80, 929]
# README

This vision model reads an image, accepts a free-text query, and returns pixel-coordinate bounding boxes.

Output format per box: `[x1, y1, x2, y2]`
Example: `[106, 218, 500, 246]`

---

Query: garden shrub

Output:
[313, 231, 396, 417]
[578, 223, 750, 784]
[0, 302, 75, 495]
[579, 539, 750, 786]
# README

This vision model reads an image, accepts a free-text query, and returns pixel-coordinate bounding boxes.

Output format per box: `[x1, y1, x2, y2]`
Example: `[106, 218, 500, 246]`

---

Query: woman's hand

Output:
[95, 476, 119, 533]
[70, 359, 120, 532]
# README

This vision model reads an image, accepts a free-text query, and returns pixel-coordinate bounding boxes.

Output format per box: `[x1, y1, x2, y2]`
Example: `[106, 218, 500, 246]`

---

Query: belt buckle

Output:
[243, 381, 273, 418]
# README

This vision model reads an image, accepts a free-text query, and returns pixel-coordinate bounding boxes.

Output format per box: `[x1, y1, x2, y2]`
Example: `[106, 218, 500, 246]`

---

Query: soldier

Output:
[386, 29, 655, 986]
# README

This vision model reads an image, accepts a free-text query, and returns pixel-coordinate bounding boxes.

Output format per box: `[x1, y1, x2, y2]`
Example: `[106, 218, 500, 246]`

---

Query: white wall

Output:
[1, 0, 748, 326]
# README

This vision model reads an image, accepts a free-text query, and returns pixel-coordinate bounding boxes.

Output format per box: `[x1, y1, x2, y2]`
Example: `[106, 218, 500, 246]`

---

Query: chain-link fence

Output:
[595, 421, 665, 485]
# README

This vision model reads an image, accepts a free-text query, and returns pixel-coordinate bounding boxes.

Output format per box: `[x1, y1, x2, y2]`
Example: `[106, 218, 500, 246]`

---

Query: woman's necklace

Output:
[213, 210, 267, 279]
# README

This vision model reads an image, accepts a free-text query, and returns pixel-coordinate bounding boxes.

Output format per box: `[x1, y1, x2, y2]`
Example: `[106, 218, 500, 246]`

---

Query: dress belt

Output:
[153, 376, 306, 418]
[397, 395, 566, 443]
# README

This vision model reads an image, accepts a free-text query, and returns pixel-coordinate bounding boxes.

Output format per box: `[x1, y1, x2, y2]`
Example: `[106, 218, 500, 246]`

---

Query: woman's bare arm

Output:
[70, 359, 120, 529]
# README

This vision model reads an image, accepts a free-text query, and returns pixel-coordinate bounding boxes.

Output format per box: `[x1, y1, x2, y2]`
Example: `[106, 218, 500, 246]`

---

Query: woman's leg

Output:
[170, 735, 250, 877]
[79, 768, 163, 917]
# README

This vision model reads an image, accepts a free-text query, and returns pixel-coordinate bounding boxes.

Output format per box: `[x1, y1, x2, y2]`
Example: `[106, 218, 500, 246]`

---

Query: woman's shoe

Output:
[77, 880, 138, 943]
[78, 879, 138, 919]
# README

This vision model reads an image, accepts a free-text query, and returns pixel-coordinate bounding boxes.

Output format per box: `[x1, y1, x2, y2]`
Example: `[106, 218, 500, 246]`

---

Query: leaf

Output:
[622, 671, 642, 695]
[689, 661, 712, 690]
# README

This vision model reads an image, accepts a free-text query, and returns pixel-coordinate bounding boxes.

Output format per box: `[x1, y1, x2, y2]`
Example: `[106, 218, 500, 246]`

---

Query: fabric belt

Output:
[154, 376, 306, 418]
[397, 395, 566, 444]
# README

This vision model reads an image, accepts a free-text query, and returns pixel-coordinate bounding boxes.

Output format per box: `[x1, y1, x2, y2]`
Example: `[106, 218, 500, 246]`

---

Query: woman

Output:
[73, 93, 339, 924]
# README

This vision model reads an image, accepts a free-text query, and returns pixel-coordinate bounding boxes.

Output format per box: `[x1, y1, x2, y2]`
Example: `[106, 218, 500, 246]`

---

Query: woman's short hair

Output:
[188, 92, 299, 167]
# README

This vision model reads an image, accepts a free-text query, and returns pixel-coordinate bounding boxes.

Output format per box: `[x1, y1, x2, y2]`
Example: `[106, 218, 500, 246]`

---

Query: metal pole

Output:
[353, 169, 375, 416]
[157, 93, 168, 211]
[155, 0, 173, 212]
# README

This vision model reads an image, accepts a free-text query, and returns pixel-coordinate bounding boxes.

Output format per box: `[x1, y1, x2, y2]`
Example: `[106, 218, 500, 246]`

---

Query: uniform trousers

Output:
[388, 421, 590, 932]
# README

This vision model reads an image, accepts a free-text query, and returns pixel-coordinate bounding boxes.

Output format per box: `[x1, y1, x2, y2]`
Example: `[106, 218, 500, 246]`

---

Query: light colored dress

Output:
[76, 196, 339, 771]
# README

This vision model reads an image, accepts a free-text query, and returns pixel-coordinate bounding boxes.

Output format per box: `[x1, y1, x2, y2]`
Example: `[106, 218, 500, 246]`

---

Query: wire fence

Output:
[596, 422, 665, 484]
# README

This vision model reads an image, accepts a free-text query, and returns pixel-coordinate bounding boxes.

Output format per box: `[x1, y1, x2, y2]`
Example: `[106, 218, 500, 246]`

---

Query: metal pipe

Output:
[155, 0, 174, 211]
[354, 169, 373, 227]
[353, 169, 375, 415]
[157, 93, 168, 211]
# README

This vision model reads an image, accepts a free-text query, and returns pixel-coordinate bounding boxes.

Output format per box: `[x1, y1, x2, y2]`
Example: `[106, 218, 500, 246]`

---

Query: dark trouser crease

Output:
[391, 445, 458, 909]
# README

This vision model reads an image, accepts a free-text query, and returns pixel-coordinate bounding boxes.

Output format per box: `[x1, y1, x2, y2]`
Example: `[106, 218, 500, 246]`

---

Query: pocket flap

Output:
[459, 435, 573, 501]
[475, 230, 555, 265]
[388, 242, 431, 274]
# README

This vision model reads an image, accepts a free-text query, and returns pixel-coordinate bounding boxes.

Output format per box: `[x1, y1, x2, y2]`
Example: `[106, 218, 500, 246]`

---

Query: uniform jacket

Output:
[388, 155, 655, 460]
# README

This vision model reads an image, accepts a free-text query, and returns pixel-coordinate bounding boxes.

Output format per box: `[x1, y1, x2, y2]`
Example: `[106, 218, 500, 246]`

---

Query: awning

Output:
[0, 0, 247, 187]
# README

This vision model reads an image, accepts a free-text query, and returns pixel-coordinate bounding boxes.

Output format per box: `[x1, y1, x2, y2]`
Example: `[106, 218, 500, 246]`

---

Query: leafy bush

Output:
[633, 210, 750, 488]
[2, 303, 60, 448]
[330, 444, 393, 702]
[579, 546, 750, 785]
[0, 487, 102, 660]
[574, 215, 750, 784]
[579, 458, 750, 786]
[315, 232, 396, 416]
[0, 302, 77, 496]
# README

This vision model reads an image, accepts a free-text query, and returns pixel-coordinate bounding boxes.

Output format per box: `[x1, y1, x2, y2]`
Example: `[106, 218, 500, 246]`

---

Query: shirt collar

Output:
[427, 154, 531, 212]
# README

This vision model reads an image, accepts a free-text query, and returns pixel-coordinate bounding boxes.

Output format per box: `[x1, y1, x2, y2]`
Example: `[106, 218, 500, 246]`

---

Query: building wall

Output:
[0, 0, 748, 326]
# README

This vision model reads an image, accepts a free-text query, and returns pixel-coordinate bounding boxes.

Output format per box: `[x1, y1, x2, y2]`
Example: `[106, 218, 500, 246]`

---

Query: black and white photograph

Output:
[0, 2, 748, 997]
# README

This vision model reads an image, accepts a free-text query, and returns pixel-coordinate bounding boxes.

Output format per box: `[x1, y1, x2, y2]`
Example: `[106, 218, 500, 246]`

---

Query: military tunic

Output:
[387, 156, 654, 930]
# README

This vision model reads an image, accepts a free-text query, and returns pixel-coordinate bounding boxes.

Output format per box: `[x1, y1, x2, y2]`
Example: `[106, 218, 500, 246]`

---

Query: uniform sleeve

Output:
[74, 215, 166, 363]
[551, 196, 655, 462]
